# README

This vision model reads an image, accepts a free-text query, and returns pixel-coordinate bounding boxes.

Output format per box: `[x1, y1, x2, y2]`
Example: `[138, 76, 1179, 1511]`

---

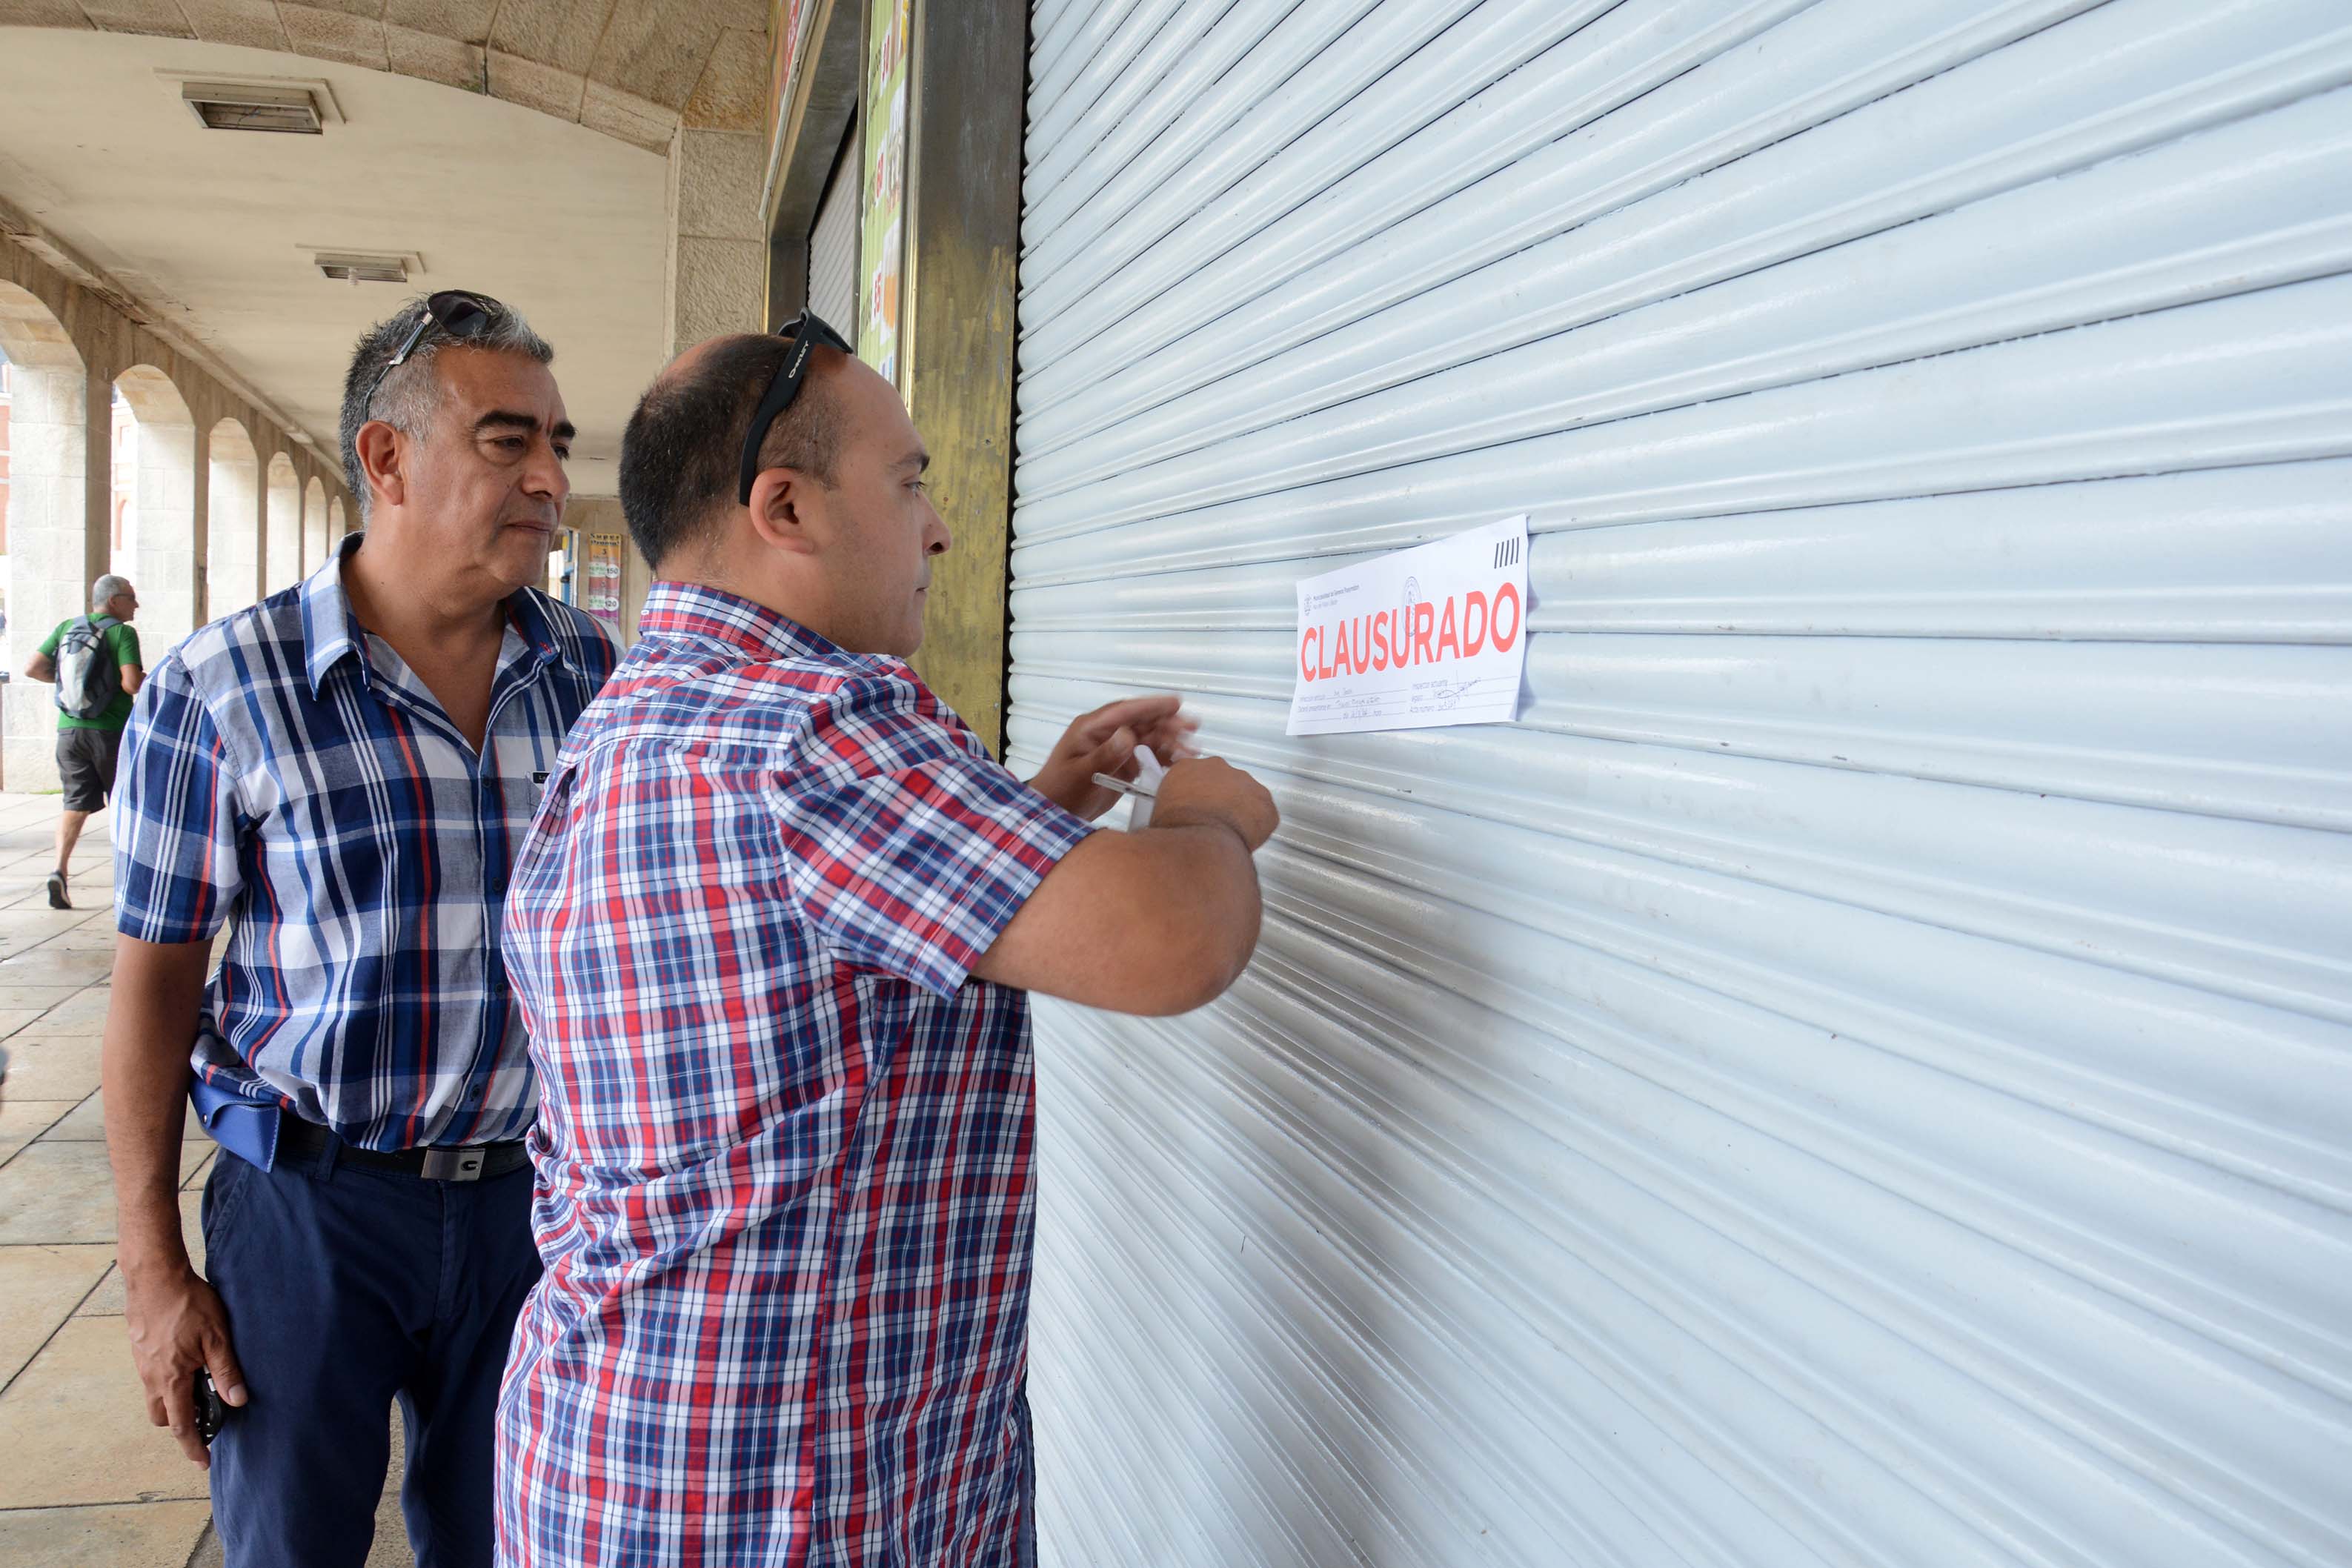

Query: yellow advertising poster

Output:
[859, 0, 911, 385]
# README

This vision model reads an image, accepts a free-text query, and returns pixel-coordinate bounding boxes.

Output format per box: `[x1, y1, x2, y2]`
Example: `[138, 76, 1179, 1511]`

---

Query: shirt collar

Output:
[301, 533, 567, 698]
[634, 581, 899, 674]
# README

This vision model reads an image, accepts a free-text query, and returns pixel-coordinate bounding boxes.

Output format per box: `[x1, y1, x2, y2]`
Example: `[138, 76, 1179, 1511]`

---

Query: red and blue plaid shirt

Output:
[496, 583, 1094, 1567]
[111, 536, 617, 1150]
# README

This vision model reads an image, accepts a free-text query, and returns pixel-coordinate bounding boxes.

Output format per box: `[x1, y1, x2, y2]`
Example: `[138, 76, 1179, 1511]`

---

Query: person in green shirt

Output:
[24, 574, 143, 908]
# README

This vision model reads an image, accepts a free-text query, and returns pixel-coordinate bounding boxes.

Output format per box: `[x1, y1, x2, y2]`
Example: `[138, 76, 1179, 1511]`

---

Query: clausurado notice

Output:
[1286, 515, 1530, 738]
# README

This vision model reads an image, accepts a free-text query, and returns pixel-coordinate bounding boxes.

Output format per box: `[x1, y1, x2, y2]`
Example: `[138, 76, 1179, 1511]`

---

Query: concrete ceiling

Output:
[0, 28, 674, 494]
[0, 0, 769, 157]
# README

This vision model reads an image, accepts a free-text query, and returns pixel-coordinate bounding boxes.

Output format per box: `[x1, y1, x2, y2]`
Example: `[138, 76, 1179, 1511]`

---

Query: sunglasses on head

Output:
[359, 290, 505, 419]
[738, 307, 855, 505]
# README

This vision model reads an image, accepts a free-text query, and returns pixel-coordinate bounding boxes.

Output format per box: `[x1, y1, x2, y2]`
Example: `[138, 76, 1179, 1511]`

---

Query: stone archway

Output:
[265, 451, 301, 595]
[329, 495, 348, 546]
[0, 279, 92, 790]
[113, 363, 199, 654]
[207, 418, 261, 621]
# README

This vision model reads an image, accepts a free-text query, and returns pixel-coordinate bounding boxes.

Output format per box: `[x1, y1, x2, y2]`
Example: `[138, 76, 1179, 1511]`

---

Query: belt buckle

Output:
[419, 1147, 486, 1183]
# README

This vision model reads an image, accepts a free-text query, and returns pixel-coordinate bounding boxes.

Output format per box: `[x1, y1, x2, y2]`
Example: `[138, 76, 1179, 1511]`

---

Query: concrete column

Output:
[250, 448, 268, 607]
[265, 455, 300, 595]
[302, 478, 327, 577]
[204, 425, 259, 622]
[128, 403, 199, 657]
[82, 364, 107, 592]
[638, 30, 765, 651]
[665, 125, 767, 355]
[190, 420, 210, 628]
[2, 360, 95, 790]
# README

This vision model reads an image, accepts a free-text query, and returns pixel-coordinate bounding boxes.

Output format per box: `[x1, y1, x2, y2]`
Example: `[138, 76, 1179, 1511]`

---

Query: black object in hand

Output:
[193, 1368, 228, 1444]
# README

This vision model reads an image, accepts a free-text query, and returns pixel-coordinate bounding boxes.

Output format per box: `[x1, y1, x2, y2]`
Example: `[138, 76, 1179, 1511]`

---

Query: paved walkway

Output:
[0, 794, 412, 1567]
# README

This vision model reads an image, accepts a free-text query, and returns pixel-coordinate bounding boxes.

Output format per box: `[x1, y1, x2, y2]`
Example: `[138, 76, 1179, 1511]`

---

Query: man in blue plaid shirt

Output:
[98, 291, 614, 1568]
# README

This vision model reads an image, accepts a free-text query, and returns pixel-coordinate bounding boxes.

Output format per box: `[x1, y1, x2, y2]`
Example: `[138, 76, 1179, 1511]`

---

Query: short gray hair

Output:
[338, 294, 554, 520]
[90, 574, 133, 611]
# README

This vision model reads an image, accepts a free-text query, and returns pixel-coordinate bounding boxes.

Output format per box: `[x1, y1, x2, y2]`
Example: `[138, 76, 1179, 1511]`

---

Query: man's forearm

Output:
[1141, 820, 1264, 997]
[103, 937, 214, 1280]
[1066, 816, 1263, 1014]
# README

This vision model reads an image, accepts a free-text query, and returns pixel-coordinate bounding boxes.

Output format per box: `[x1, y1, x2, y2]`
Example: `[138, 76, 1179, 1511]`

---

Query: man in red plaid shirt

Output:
[495, 316, 1278, 1567]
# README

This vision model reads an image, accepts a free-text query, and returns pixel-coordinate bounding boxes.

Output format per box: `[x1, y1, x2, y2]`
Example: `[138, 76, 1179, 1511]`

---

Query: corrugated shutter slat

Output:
[808, 132, 858, 329]
[1008, 3, 2352, 1564]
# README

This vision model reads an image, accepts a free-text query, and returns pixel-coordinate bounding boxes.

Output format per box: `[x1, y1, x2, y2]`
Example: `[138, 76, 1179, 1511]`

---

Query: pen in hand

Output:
[1090, 772, 1157, 800]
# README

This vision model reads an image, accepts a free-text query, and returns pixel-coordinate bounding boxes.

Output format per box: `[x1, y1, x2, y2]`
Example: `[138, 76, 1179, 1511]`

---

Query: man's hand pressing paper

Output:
[1027, 694, 1200, 820]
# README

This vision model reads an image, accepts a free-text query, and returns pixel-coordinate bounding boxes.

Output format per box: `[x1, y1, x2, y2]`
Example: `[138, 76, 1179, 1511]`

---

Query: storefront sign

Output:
[768, 0, 805, 137]
[859, 0, 911, 386]
[1286, 516, 1530, 737]
[580, 533, 626, 637]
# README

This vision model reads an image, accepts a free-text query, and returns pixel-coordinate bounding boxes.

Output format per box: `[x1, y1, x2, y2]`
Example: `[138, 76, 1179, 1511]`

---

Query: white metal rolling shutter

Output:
[808, 124, 859, 329]
[1006, 4, 2352, 1566]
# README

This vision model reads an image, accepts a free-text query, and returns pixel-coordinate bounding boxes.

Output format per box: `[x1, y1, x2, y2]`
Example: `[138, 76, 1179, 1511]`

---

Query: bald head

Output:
[619, 331, 850, 570]
[622, 329, 946, 657]
[659, 332, 745, 389]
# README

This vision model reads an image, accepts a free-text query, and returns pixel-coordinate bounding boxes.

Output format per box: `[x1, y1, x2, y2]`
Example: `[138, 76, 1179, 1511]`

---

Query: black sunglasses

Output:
[738, 308, 855, 505]
[359, 290, 505, 418]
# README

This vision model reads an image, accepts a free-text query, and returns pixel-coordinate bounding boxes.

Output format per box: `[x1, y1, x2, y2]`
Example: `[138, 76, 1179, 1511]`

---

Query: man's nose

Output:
[525, 436, 570, 502]
[925, 501, 951, 557]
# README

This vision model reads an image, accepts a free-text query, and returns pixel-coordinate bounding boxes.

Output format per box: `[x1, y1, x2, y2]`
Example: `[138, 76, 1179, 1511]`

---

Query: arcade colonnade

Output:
[1, 233, 353, 788]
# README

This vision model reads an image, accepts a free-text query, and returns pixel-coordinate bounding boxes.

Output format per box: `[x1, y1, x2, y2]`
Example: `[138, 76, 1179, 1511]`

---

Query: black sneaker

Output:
[45, 872, 69, 910]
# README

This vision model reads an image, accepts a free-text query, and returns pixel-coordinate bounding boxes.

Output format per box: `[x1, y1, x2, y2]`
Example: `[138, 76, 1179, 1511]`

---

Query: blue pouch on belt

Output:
[188, 1074, 280, 1172]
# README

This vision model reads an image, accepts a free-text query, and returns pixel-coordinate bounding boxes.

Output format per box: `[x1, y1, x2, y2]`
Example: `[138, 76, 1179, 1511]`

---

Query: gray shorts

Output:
[57, 726, 122, 814]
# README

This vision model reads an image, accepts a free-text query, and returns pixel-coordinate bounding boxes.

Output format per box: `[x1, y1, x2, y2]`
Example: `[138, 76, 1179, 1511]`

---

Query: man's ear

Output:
[744, 467, 823, 558]
[353, 420, 406, 513]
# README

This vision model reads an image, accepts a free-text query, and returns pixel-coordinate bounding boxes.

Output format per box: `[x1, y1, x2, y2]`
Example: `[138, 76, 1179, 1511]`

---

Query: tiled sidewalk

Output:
[0, 794, 411, 1567]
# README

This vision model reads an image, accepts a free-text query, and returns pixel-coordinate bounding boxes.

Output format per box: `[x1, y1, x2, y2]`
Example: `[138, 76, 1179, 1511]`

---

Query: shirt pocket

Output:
[492, 734, 554, 825]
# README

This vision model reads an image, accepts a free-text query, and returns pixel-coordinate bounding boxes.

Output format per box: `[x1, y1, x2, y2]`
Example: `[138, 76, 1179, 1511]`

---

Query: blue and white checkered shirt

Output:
[112, 536, 618, 1152]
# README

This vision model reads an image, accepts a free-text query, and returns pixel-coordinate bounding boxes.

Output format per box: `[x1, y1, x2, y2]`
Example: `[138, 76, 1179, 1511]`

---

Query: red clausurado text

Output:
[1298, 582, 1524, 682]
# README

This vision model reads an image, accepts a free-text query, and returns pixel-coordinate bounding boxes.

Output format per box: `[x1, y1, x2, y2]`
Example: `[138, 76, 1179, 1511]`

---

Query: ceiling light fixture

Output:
[180, 81, 326, 134]
[307, 250, 421, 286]
[156, 72, 344, 134]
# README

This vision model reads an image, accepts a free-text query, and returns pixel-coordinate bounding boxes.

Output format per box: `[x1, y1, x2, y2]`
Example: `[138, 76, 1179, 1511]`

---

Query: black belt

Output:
[277, 1115, 529, 1183]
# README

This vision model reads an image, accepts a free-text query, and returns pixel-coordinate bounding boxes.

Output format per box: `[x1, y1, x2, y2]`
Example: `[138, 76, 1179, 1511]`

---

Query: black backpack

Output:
[53, 616, 122, 720]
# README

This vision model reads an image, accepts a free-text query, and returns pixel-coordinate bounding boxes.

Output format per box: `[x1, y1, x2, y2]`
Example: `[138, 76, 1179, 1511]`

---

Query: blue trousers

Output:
[201, 1139, 539, 1568]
